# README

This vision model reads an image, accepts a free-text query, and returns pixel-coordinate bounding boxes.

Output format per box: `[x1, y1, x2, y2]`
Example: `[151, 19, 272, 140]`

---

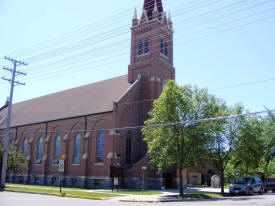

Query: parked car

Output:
[264, 178, 275, 193]
[229, 176, 263, 195]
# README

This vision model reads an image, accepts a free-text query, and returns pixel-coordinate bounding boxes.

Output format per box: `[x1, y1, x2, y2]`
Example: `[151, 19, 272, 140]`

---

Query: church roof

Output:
[0, 75, 131, 128]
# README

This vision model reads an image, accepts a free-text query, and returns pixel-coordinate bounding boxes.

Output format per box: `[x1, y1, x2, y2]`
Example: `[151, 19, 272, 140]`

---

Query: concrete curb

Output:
[119, 196, 222, 203]
[5, 189, 105, 200]
[119, 198, 219, 203]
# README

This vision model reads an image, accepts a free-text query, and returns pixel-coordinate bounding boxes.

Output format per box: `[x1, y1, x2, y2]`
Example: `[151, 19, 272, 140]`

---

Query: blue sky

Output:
[0, 0, 274, 112]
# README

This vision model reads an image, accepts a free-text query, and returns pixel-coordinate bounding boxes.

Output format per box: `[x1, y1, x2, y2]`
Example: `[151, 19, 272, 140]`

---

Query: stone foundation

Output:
[7, 174, 166, 189]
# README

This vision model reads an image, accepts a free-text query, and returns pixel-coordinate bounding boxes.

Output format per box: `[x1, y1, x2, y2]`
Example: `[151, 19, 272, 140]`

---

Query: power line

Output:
[0, 10, 274, 99]
[2, 76, 273, 115]
[15, 0, 224, 63]
[212, 78, 275, 91]
[1, 108, 274, 136]
[0, 1, 274, 101]
[22, 0, 274, 76]
[25, 11, 275, 82]
[7, 0, 178, 57]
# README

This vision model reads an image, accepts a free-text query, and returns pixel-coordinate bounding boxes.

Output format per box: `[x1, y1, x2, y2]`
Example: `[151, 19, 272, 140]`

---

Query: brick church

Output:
[0, 0, 215, 189]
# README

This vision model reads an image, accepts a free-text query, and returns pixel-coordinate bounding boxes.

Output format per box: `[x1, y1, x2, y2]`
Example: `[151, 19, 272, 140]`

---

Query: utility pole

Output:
[0, 56, 27, 191]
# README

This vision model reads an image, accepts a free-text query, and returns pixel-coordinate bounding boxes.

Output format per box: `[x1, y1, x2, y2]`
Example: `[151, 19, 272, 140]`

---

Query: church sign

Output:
[59, 157, 65, 172]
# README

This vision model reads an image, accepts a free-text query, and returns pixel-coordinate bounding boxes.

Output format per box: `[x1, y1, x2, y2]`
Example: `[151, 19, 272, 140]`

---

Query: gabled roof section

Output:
[0, 100, 9, 111]
[0, 101, 8, 127]
[0, 75, 131, 128]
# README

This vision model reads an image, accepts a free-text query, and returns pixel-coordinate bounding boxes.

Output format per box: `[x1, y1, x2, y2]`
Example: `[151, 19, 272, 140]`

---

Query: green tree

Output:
[0, 143, 27, 179]
[208, 105, 243, 194]
[261, 110, 275, 168]
[255, 109, 275, 178]
[142, 80, 221, 197]
[232, 116, 264, 176]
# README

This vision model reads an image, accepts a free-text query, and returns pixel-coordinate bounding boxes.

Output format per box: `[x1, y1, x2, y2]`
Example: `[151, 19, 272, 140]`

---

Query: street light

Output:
[142, 166, 147, 191]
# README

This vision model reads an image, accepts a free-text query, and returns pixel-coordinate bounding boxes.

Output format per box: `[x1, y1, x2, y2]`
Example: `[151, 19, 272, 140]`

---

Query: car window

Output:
[252, 178, 256, 184]
[233, 178, 250, 184]
[255, 177, 262, 183]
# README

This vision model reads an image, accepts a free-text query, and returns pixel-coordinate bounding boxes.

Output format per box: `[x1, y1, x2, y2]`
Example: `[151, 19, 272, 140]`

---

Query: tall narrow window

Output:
[36, 137, 43, 164]
[162, 80, 167, 89]
[10, 139, 15, 149]
[96, 131, 104, 162]
[53, 135, 61, 164]
[165, 42, 168, 56]
[138, 40, 143, 55]
[160, 40, 164, 54]
[144, 39, 149, 54]
[73, 133, 81, 164]
[23, 138, 28, 157]
[125, 131, 132, 164]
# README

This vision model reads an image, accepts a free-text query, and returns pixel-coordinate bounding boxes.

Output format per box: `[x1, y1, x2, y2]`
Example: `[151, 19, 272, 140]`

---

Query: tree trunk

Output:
[221, 168, 224, 194]
[265, 156, 271, 168]
[179, 165, 184, 197]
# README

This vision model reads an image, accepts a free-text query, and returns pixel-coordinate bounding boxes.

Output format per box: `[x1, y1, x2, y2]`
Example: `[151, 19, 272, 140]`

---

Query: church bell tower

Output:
[128, 0, 175, 104]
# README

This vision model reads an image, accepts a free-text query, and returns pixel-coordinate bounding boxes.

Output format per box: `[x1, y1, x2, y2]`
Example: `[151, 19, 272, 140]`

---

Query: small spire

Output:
[132, 7, 139, 26]
[168, 10, 172, 22]
[143, 0, 163, 20]
[152, 0, 160, 19]
[133, 7, 137, 19]
[153, 0, 158, 13]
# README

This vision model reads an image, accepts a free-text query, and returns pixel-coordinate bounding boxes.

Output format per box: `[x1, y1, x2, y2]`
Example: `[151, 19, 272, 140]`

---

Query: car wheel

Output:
[264, 189, 268, 193]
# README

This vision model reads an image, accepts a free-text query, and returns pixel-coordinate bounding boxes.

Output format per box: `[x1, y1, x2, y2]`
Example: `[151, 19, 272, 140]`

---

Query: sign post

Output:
[59, 157, 65, 193]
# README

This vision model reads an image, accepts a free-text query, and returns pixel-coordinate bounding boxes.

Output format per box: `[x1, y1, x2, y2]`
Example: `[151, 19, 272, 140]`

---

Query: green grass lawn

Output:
[5, 186, 119, 198]
[224, 184, 231, 189]
[5, 183, 162, 197]
[6, 183, 92, 191]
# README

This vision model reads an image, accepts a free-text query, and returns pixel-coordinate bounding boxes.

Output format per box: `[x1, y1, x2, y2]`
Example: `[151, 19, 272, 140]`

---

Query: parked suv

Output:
[264, 178, 275, 193]
[229, 176, 263, 195]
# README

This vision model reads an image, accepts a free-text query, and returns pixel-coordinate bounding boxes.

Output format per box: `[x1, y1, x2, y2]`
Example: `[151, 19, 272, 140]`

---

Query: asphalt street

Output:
[0, 191, 274, 206]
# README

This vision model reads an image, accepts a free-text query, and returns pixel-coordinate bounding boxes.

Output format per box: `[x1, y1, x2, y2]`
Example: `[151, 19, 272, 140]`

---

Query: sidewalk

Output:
[111, 188, 229, 202]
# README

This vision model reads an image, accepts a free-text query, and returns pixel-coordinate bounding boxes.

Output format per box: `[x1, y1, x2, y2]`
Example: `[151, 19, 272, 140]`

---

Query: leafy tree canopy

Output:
[0, 143, 27, 178]
[142, 80, 223, 196]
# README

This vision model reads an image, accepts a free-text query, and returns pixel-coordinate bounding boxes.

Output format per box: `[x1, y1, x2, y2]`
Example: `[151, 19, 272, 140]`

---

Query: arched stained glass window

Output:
[23, 138, 28, 157]
[96, 131, 104, 162]
[36, 137, 43, 164]
[144, 39, 149, 54]
[73, 133, 81, 164]
[126, 131, 131, 164]
[138, 40, 143, 55]
[165, 42, 168, 56]
[160, 40, 164, 54]
[53, 135, 61, 164]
